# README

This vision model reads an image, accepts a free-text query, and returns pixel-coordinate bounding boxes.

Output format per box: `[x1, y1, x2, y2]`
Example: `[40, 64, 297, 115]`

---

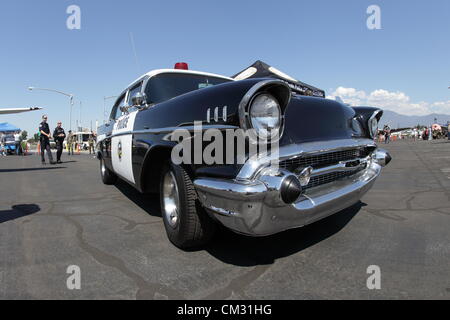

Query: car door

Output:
[102, 94, 126, 170]
[110, 82, 143, 184]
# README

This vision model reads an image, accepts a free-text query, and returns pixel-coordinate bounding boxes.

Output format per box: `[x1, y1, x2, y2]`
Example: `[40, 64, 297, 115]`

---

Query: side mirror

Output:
[120, 103, 130, 113]
[131, 92, 147, 108]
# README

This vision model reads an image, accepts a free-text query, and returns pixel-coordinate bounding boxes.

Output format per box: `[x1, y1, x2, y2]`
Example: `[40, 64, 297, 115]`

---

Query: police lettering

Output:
[117, 117, 129, 130]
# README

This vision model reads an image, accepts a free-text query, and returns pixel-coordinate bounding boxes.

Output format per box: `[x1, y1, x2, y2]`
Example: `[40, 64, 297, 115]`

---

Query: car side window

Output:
[111, 94, 126, 120]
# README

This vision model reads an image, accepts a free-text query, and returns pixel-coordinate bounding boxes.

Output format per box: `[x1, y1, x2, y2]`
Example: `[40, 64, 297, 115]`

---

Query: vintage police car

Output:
[97, 62, 391, 249]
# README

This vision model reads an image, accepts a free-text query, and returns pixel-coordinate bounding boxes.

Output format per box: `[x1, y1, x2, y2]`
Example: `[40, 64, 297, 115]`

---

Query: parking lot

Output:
[0, 140, 449, 300]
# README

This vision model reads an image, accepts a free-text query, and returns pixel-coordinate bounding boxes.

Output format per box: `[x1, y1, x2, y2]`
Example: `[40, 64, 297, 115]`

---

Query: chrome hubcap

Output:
[162, 171, 180, 228]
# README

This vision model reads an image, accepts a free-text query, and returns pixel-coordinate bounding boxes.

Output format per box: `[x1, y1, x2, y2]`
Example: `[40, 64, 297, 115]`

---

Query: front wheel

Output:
[160, 164, 216, 249]
[100, 158, 118, 185]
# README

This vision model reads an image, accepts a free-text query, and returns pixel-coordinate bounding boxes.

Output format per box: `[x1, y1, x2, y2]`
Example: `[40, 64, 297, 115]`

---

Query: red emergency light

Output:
[174, 62, 189, 70]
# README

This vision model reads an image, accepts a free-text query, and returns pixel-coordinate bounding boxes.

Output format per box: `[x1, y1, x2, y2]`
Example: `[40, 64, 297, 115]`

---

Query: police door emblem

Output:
[118, 141, 123, 161]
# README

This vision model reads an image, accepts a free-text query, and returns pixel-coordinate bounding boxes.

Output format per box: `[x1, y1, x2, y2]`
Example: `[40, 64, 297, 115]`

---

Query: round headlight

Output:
[369, 118, 379, 138]
[249, 93, 282, 139]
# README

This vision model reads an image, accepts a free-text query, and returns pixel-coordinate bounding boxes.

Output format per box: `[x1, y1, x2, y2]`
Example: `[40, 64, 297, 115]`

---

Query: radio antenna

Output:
[129, 32, 141, 74]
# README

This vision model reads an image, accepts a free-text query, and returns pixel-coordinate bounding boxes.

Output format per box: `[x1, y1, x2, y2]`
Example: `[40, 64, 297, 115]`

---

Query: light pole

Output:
[79, 101, 82, 131]
[103, 96, 118, 124]
[28, 87, 75, 131]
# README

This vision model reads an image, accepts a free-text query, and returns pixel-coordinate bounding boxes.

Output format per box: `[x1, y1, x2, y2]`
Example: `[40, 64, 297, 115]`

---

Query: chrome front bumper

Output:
[194, 146, 390, 237]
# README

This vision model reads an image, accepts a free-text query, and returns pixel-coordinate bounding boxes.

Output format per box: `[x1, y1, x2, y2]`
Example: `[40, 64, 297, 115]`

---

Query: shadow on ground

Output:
[205, 202, 365, 266]
[115, 176, 363, 266]
[0, 204, 41, 223]
[0, 167, 66, 173]
[115, 180, 162, 218]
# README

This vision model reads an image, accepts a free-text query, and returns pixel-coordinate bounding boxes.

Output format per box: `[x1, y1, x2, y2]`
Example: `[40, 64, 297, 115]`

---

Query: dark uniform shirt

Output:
[53, 127, 66, 142]
[39, 122, 50, 142]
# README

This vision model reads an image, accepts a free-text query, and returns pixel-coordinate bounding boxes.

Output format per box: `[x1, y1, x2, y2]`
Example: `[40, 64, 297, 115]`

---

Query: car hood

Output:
[280, 96, 356, 146]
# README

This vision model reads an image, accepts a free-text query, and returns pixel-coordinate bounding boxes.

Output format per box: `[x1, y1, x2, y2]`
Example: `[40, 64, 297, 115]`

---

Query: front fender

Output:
[352, 106, 384, 138]
[133, 78, 289, 131]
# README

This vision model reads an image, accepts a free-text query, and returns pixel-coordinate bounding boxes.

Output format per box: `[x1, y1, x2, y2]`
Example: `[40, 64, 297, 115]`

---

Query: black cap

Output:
[280, 176, 303, 204]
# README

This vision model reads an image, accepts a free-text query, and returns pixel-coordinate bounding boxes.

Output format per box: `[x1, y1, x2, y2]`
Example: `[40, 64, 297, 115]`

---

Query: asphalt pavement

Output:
[0, 140, 449, 300]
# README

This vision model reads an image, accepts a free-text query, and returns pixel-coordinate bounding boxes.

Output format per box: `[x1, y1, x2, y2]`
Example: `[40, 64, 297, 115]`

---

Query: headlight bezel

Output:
[368, 111, 382, 138]
[369, 118, 379, 138]
[238, 80, 291, 144]
[248, 92, 283, 140]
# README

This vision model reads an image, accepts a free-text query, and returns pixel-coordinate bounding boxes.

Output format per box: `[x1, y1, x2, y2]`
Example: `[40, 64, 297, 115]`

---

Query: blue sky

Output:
[1, 0, 449, 134]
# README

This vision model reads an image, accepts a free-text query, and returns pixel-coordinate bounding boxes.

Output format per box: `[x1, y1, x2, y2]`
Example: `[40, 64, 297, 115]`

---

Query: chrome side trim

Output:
[104, 124, 240, 139]
[214, 107, 219, 122]
[237, 138, 376, 182]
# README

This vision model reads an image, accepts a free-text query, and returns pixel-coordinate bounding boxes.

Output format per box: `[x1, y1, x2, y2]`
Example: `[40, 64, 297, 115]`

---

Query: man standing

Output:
[424, 128, 429, 141]
[384, 125, 391, 144]
[88, 132, 95, 155]
[14, 131, 21, 155]
[53, 121, 66, 164]
[39, 115, 56, 165]
[67, 130, 74, 155]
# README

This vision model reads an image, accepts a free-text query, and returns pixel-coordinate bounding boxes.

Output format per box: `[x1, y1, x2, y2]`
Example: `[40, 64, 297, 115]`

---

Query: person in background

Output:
[53, 121, 66, 164]
[88, 133, 95, 155]
[424, 128, 430, 141]
[39, 115, 56, 165]
[0, 133, 6, 156]
[67, 130, 74, 155]
[448, 124, 450, 140]
[384, 125, 391, 144]
[14, 131, 21, 155]
[21, 139, 28, 156]
[415, 129, 419, 141]
[378, 130, 384, 143]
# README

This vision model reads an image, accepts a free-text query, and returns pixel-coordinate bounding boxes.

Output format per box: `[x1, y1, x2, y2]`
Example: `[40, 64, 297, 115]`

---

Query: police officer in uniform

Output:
[53, 121, 66, 164]
[39, 115, 56, 165]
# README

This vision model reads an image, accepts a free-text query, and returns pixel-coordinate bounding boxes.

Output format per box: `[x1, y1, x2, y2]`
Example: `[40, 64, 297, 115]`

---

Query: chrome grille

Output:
[279, 148, 371, 190]
[279, 148, 369, 171]
[305, 169, 364, 190]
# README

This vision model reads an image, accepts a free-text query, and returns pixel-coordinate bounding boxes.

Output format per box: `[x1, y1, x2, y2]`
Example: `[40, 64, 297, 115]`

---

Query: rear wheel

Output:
[100, 158, 118, 185]
[160, 164, 216, 249]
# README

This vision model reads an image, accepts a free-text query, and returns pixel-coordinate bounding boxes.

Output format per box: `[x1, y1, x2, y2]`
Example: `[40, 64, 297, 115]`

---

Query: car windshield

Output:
[145, 73, 231, 104]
